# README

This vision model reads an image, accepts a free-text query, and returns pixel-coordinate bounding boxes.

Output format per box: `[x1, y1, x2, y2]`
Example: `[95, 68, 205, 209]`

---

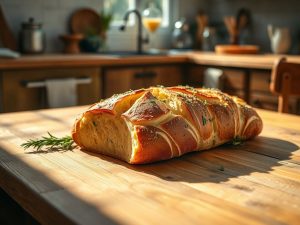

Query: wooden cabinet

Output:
[221, 69, 300, 113]
[249, 71, 278, 111]
[184, 64, 204, 88]
[222, 69, 277, 109]
[0, 67, 101, 112]
[103, 65, 183, 98]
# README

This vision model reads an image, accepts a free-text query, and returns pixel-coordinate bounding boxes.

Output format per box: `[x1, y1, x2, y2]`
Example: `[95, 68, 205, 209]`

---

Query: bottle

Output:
[171, 18, 192, 49]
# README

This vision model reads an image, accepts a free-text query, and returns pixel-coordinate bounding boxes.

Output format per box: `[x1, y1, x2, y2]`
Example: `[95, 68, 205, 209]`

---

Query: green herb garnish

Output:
[21, 132, 74, 152]
[202, 115, 207, 126]
[231, 136, 243, 146]
[218, 165, 225, 171]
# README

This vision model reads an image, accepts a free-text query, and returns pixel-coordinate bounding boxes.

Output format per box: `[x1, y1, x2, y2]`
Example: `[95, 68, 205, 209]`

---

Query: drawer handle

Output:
[21, 76, 92, 88]
[134, 71, 156, 79]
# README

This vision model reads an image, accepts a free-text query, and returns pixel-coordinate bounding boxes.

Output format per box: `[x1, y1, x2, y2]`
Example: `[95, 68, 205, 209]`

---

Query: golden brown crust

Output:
[132, 126, 174, 164]
[122, 91, 170, 125]
[72, 86, 263, 164]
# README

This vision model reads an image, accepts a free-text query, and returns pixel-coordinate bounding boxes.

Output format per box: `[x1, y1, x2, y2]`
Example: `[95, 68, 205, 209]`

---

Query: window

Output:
[103, 0, 136, 26]
[104, 0, 170, 27]
[103, 0, 171, 51]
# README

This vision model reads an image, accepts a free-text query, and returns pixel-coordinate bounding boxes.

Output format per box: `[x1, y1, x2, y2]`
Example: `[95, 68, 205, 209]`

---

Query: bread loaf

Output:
[72, 86, 263, 164]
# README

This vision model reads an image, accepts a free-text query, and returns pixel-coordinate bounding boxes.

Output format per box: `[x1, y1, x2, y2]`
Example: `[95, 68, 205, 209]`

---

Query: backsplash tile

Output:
[0, 0, 299, 54]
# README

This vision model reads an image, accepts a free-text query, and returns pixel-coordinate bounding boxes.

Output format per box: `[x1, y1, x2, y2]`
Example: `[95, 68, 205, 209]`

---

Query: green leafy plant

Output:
[100, 10, 113, 32]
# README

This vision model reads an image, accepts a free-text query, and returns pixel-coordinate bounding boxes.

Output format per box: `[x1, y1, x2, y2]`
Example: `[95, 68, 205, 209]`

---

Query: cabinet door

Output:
[152, 66, 183, 87]
[104, 65, 183, 98]
[1, 67, 101, 112]
[104, 67, 145, 98]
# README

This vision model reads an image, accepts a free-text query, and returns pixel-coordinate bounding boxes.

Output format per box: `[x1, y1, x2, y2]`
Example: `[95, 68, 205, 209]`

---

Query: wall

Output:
[3, 0, 297, 54]
[206, 0, 300, 54]
[0, 0, 206, 53]
[0, 0, 103, 52]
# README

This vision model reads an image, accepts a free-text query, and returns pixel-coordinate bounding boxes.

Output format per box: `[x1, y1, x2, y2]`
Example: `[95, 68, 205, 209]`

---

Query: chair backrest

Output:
[270, 57, 300, 113]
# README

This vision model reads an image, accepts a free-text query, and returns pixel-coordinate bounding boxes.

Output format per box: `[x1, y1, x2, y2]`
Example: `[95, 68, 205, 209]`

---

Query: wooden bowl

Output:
[70, 8, 102, 35]
[215, 45, 259, 54]
[60, 34, 84, 54]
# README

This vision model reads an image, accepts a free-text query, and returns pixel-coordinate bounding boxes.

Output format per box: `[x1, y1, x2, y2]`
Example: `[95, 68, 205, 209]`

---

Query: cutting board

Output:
[215, 45, 259, 54]
[0, 106, 300, 225]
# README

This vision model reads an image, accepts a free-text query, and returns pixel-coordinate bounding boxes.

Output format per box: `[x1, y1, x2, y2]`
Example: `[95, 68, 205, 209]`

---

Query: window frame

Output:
[104, 0, 170, 28]
[104, 0, 173, 51]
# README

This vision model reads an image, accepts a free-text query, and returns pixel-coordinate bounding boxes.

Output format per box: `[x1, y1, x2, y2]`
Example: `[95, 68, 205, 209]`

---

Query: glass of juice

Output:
[142, 3, 162, 51]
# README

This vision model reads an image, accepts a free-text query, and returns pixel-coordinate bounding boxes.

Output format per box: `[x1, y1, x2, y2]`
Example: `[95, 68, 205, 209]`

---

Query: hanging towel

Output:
[203, 68, 224, 90]
[45, 78, 77, 108]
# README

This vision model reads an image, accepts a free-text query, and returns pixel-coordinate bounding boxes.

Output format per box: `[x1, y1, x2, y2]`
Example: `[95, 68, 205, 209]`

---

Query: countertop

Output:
[1, 52, 300, 70]
[0, 106, 300, 225]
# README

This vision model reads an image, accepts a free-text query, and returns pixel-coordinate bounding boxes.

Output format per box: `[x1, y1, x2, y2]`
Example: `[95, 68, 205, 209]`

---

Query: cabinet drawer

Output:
[104, 65, 183, 98]
[250, 71, 271, 92]
[1, 67, 101, 112]
[223, 69, 244, 90]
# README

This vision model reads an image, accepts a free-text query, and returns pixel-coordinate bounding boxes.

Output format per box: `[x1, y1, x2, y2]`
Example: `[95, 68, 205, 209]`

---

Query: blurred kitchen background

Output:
[0, 0, 299, 54]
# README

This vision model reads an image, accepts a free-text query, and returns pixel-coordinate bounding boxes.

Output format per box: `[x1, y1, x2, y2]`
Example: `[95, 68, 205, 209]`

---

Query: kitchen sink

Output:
[97, 50, 169, 57]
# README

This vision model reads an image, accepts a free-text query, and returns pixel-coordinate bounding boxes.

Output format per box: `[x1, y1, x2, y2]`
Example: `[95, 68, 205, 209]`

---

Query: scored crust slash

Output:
[72, 86, 263, 164]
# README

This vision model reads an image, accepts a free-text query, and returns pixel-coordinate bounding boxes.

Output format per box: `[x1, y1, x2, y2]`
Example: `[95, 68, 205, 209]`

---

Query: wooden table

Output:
[0, 106, 300, 225]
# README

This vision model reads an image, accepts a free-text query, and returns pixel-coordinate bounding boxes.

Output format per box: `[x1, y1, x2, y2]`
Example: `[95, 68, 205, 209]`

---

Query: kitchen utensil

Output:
[0, 48, 20, 58]
[0, 5, 17, 50]
[195, 10, 208, 49]
[70, 8, 102, 35]
[59, 34, 84, 54]
[215, 45, 259, 54]
[20, 17, 45, 54]
[171, 18, 192, 49]
[268, 25, 291, 54]
[202, 27, 217, 51]
[236, 8, 252, 45]
[224, 16, 238, 44]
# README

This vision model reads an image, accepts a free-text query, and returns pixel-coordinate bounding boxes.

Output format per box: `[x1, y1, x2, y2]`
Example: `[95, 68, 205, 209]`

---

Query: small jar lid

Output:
[22, 17, 42, 29]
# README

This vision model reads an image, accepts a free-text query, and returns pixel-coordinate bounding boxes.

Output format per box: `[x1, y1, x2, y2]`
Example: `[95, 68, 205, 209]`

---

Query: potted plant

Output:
[80, 10, 113, 53]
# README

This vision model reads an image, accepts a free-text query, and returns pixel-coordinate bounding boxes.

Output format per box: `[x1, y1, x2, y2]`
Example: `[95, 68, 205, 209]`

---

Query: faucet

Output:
[119, 9, 148, 54]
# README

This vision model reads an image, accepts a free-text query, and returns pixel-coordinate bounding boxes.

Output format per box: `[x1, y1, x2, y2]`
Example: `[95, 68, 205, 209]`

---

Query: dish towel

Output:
[203, 68, 224, 89]
[45, 78, 77, 108]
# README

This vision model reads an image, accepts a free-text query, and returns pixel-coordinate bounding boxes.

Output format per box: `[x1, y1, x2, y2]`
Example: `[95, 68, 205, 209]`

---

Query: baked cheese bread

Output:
[72, 86, 263, 164]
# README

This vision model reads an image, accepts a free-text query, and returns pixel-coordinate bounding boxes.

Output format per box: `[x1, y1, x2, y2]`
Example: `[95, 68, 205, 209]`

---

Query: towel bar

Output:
[22, 77, 92, 88]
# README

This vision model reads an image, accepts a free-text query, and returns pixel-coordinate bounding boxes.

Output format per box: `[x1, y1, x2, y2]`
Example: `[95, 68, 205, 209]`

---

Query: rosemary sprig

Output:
[21, 132, 75, 152]
[231, 136, 243, 146]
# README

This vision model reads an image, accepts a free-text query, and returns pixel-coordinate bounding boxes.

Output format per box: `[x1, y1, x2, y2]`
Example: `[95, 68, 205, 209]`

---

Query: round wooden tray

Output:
[70, 8, 102, 35]
[215, 45, 259, 54]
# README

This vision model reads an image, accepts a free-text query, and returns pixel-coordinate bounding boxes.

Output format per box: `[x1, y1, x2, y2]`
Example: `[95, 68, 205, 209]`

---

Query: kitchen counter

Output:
[1, 52, 300, 70]
[0, 106, 300, 225]
[0, 53, 189, 70]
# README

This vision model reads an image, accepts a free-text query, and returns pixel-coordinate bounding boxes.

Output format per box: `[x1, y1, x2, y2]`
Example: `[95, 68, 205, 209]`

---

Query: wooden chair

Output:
[270, 57, 300, 113]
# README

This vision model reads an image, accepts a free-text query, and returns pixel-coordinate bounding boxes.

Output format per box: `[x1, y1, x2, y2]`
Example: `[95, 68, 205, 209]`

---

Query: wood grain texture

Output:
[0, 106, 300, 225]
[104, 65, 183, 98]
[2, 67, 101, 112]
[1, 53, 300, 70]
[0, 54, 188, 70]
[270, 57, 300, 113]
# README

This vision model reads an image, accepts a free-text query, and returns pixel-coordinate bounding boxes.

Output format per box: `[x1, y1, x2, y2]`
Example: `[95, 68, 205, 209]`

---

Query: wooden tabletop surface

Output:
[1, 52, 300, 70]
[0, 106, 300, 225]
